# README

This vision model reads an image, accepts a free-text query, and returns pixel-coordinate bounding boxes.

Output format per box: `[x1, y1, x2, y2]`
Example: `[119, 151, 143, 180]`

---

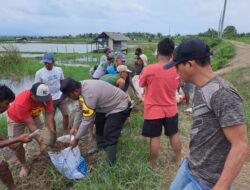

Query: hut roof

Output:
[98, 32, 130, 41]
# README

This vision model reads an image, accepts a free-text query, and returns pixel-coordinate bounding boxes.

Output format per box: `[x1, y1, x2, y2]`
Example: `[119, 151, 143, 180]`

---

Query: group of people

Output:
[0, 37, 249, 190]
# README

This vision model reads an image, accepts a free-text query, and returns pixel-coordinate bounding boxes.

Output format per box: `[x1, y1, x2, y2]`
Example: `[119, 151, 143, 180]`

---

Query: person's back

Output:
[100, 74, 120, 86]
[142, 63, 178, 105]
[140, 63, 179, 119]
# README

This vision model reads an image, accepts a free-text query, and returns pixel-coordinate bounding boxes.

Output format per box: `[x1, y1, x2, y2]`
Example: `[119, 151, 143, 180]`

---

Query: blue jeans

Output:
[169, 159, 232, 190]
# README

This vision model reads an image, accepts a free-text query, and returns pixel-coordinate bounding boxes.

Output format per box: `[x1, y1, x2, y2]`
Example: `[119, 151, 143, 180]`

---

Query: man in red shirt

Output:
[7, 82, 55, 177]
[139, 38, 182, 170]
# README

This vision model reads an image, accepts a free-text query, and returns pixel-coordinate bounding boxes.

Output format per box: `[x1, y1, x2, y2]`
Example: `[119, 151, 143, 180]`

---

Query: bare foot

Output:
[19, 165, 29, 177]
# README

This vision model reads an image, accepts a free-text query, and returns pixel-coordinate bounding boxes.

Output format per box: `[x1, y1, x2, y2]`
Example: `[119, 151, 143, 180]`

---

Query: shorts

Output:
[53, 99, 69, 116]
[7, 115, 45, 139]
[142, 114, 178, 137]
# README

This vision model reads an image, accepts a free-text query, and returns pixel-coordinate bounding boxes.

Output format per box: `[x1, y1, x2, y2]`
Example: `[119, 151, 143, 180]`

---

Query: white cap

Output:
[139, 54, 148, 66]
[117, 65, 132, 73]
[31, 83, 50, 102]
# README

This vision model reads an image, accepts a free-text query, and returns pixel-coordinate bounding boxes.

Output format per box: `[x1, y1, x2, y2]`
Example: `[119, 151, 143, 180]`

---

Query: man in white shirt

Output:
[35, 53, 69, 134]
[92, 48, 111, 79]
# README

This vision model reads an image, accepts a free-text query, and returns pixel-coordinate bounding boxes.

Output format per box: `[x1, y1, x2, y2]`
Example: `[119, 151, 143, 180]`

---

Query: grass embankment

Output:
[231, 37, 250, 44]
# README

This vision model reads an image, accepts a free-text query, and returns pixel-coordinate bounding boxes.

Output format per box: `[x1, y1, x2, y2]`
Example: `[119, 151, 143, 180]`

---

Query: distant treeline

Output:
[1, 25, 250, 43]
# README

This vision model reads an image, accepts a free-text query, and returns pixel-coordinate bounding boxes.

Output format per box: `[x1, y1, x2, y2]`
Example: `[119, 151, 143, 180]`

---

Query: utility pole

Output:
[219, 0, 227, 39]
[218, 12, 222, 38]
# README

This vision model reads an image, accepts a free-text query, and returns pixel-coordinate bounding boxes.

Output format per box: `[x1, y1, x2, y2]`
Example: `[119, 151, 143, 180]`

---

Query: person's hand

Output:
[70, 127, 78, 136]
[69, 138, 79, 148]
[133, 90, 138, 97]
[17, 134, 32, 143]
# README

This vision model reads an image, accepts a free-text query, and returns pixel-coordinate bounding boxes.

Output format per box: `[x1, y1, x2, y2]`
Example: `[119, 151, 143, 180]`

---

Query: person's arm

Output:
[129, 76, 137, 95]
[116, 78, 125, 89]
[24, 117, 39, 132]
[213, 124, 249, 190]
[0, 134, 31, 148]
[24, 117, 44, 145]
[60, 67, 64, 83]
[45, 110, 56, 133]
[72, 102, 83, 130]
[70, 107, 95, 147]
[139, 68, 147, 87]
[34, 71, 42, 83]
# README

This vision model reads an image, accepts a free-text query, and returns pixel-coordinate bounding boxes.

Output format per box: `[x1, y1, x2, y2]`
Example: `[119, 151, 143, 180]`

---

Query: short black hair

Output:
[135, 48, 142, 56]
[60, 78, 81, 98]
[195, 57, 211, 66]
[0, 85, 15, 103]
[104, 48, 111, 53]
[157, 38, 175, 56]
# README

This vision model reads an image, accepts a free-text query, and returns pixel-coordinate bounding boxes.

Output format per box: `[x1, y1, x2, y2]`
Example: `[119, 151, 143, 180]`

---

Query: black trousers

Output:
[95, 108, 130, 148]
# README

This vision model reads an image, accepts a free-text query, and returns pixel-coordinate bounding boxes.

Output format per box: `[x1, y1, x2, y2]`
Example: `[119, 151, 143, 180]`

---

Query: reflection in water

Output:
[0, 43, 96, 53]
[0, 77, 35, 95]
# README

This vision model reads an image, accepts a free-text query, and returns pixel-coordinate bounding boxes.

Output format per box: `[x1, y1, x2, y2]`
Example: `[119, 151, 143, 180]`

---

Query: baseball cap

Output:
[60, 78, 79, 100]
[42, 52, 54, 64]
[117, 65, 132, 73]
[107, 53, 115, 60]
[30, 82, 50, 103]
[164, 38, 212, 69]
[116, 53, 126, 62]
[139, 54, 148, 66]
[104, 47, 111, 53]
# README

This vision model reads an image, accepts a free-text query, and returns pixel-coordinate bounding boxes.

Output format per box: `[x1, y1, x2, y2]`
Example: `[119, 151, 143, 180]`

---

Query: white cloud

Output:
[0, 0, 249, 35]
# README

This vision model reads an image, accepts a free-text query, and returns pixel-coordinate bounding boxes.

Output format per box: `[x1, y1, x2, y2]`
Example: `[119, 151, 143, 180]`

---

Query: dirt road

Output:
[215, 40, 250, 75]
[216, 41, 250, 190]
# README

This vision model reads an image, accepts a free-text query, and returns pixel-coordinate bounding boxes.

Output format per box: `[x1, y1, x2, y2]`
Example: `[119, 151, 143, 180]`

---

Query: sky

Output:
[0, 0, 249, 36]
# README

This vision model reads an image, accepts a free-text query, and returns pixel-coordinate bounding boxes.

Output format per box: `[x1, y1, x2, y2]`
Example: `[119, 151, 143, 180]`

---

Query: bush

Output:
[0, 44, 22, 65]
[211, 41, 235, 70]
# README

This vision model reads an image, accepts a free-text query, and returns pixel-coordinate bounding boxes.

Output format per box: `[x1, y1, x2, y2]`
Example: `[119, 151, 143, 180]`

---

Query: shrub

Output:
[0, 44, 22, 65]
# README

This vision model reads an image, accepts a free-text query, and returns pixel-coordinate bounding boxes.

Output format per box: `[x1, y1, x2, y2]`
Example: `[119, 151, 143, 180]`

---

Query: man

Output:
[115, 53, 137, 97]
[165, 38, 249, 190]
[100, 65, 132, 91]
[139, 38, 182, 170]
[7, 82, 55, 177]
[92, 47, 111, 79]
[0, 85, 31, 190]
[106, 53, 116, 74]
[60, 78, 130, 165]
[35, 52, 69, 134]
[133, 54, 148, 99]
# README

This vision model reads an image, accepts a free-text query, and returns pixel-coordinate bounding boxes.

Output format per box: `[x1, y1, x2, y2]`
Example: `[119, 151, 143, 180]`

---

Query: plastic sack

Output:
[48, 146, 87, 179]
[176, 88, 185, 103]
[132, 75, 144, 99]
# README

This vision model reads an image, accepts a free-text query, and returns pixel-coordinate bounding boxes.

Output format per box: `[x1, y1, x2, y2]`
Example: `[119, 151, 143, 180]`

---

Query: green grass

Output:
[211, 40, 235, 70]
[222, 66, 250, 139]
[0, 115, 7, 137]
[0, 59, 90, 80]
[233, 37, 250, 44]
